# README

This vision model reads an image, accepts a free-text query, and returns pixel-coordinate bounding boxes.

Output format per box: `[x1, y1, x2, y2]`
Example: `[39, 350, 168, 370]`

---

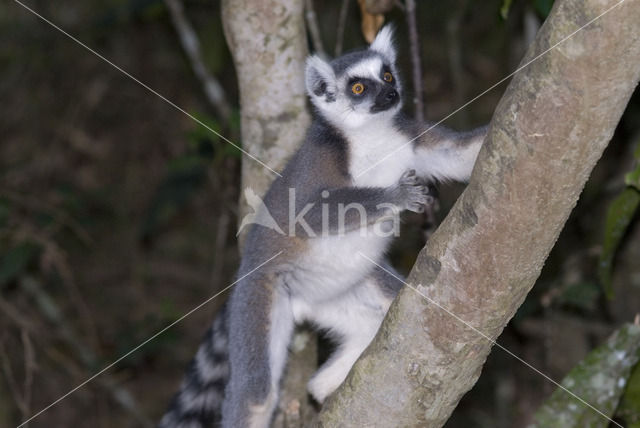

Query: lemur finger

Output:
[420, 186, 435, 205]
[407, 202, 426, 213]
[399, 169, 418, 185]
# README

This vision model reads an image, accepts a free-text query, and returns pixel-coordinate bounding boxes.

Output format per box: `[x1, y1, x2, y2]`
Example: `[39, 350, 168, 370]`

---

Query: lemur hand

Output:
[391, 169, 434, 213]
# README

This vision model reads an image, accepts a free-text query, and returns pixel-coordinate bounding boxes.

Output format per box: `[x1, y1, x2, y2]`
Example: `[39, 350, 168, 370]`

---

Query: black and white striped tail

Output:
[159, 304, 229, 428]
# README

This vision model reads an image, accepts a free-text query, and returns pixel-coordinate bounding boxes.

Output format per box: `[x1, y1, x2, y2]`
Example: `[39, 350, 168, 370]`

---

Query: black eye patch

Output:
[381, 65, 396, 85]
[346, 77, 377, 101]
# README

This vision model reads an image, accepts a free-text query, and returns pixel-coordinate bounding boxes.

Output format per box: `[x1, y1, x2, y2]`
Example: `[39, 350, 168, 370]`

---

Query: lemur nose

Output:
[386, 89, 398, 101]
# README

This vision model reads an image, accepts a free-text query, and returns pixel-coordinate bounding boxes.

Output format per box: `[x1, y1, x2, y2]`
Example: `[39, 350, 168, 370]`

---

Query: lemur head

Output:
[305, 25, 401, 129]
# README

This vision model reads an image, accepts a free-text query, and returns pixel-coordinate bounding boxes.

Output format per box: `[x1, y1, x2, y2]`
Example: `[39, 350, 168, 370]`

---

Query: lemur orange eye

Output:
[351, 82, 365, 95]
[383, 72, 393, 82]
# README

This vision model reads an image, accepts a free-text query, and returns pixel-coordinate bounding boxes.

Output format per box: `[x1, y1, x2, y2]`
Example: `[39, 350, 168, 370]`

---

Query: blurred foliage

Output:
[141, 143, 210, 239]
[626, 143, 640, 191]
[618, 361, 640, 427]
[500, 0, 514, 19]
[532, 0, 555, 16]
[599, 142, 640, 298]
[142, 112, 240, 239]
[187, 112, 242, 158]
[557, 281, 601, 312]
[501, 0, 555, 19]
[0, 241, 40, 288]
[530, 324, 640, 428]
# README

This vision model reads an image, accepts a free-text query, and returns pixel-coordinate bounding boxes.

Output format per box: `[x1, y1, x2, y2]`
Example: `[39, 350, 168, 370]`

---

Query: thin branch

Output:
[40, 237, 101, 350]
[19, 277, 153, 428]
[0, 297, 37, 332]
[404, 0, 424, 121]
[164, 0, 232, 121]
[304, 0, 326, 56]
[21, 330, 35, 425]
[446, 0, 469, 128]
[0, 335, 30, 420]
[335, 0, 350, 56]
[6, 224, 100, 351]
[0, 189, 93, 246]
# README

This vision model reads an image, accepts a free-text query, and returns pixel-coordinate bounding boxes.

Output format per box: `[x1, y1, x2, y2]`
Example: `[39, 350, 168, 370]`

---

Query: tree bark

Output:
[221, 0, 311, 223]
[318, 0, 640, 426]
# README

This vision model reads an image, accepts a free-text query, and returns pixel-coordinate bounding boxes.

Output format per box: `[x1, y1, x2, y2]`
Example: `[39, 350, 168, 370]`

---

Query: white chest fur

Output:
[345, 122, 414, 188]
[289, 229, 392, 320]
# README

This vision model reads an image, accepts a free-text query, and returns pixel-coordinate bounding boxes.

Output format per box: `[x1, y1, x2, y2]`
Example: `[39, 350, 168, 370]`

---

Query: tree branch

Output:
[334, 0, 350, 56]
[318, 0, 640, 426]
[165, 0, 232, 121]
[446, 0, 469, 128]
[404, 0, 424, 121]
[19, 277, 153, 428]
[304, 0, 326, 56]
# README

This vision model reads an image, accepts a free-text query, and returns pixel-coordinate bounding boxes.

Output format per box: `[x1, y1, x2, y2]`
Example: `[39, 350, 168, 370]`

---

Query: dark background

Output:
[1, 0, 639, 427]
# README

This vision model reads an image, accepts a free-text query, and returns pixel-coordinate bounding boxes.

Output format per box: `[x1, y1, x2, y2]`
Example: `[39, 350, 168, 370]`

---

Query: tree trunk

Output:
[221, 0, 311, 224]
[318, 0, 640, 426]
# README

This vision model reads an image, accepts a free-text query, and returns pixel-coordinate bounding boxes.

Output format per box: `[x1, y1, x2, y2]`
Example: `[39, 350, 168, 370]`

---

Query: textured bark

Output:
[221, 0, 311, 224]
[318, 0, 640, 426]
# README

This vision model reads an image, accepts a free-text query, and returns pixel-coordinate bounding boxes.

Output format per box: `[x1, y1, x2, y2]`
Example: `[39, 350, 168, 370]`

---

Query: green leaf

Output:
[500, 0, 514, 20]
[634, 141, 640, 161]
[625, 163, 640, 191]
[530, 324, 640, 428]
[598, 187, 640, 299]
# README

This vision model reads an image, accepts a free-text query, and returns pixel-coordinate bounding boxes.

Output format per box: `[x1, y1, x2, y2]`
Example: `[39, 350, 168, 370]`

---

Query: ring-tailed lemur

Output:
[159, 25, 487, 428]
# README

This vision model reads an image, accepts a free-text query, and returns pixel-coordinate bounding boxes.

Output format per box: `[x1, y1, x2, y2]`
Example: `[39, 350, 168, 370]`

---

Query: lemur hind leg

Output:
[307, 263, 403, 403]
[222, 273, 294, 428]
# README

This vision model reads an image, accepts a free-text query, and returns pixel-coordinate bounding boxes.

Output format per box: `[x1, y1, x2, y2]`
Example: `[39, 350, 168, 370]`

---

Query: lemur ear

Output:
[305, 55, 336, 102]
[369, 25, 396, 63]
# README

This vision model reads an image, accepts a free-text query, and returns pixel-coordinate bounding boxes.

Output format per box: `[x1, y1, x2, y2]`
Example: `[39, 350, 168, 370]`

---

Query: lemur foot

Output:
[307, 368, 344, 404]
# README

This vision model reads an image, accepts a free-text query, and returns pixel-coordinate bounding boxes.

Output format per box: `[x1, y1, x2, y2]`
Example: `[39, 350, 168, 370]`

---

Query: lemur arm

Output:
[412, 124, 488, 182]
[293, 170, 431, 237]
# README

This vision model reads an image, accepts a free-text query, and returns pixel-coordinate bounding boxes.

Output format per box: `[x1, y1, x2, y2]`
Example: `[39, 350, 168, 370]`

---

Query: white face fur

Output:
[305, 26, 402, 130]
